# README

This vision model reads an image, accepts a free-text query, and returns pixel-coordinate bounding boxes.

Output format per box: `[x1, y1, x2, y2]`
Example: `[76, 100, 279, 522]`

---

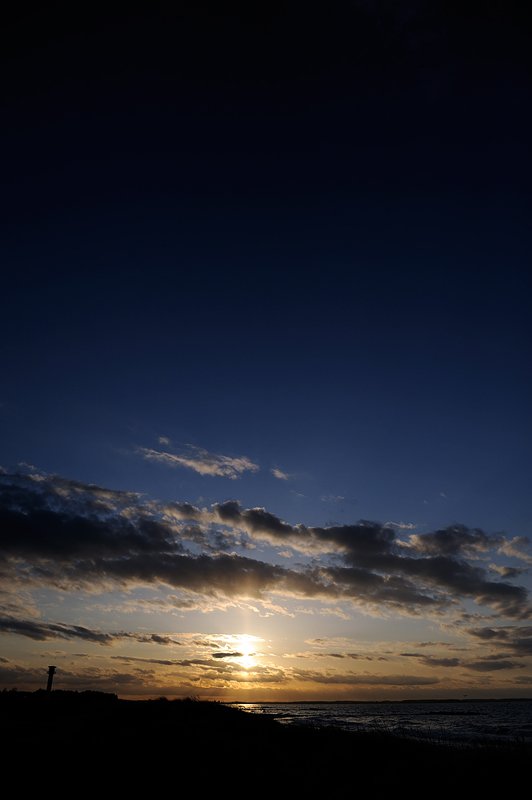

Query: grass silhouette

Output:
[2, 690, 529, 792]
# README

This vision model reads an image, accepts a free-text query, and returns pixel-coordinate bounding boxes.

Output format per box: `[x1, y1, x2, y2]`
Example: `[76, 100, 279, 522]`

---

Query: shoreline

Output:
[2, 691, 530, 790]
[229, 697, 532, 705]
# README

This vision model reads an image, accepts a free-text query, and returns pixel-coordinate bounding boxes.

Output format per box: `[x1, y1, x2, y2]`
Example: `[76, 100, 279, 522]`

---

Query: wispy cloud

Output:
[0, 615, 183, 646]
[139, 444, 259, 479]
[385, 521, 417, 530]
[271, 467, 291, 481]
[498, 536, 532, 565]
[292, 669, 440, 686]
[321, 495, 345, 503]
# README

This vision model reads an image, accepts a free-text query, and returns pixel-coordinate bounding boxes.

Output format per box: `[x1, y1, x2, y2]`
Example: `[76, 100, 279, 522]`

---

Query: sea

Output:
[232, 700, 532, 744]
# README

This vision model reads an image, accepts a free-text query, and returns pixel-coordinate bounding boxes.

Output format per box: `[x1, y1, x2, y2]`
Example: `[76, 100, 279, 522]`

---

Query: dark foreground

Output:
[2, 691, 530, 792]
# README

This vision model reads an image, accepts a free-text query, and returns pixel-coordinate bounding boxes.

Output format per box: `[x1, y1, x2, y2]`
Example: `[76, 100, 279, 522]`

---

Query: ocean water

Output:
[233, 701, 532, 743]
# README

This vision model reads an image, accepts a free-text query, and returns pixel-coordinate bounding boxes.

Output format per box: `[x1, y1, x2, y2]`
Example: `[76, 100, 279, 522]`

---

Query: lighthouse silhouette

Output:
[46, 666, 56, 692]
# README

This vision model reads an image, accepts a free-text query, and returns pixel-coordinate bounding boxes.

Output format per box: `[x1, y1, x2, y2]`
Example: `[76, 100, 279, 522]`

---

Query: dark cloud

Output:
[0, 474, 179, 560]
[210, 501, 529, 616]
[400, 653, 462, 667]
[323, 566, 443, 610]
[466, 659, 524, 672]
[140, 634, 183, 646]
[410, 526, 498, 556]
[468, 627, 507, 641]
[293, 670, 440, 686]
[0, 616, 115, 643]
[212, 652, 244, 659]
[322, 546, 528, 617]
[0, 663, 43, 685]
[214, 500, 296, 539]
[0, 662, 163, 692]
[468, 626, 532, 656]
[110, 656, 182, 666]
[426, 658, 461, 668]
[492, 565, 527, 579]
[320, 653, 380, 661]
[0, 615, 183, 646]
[0, 471, 529, 618]
[400, 643, 529, 671]
[68, 551, 327, 599]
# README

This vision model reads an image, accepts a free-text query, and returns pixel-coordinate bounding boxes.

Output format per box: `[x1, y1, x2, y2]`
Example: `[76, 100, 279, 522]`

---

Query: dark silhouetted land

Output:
[2, 690, 529, 792]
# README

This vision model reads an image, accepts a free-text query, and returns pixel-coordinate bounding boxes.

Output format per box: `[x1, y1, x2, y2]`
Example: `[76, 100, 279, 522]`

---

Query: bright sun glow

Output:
[234, 634, 259, 670]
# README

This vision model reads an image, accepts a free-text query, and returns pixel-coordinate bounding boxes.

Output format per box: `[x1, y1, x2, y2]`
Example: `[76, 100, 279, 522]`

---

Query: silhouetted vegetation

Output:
[1, 691, 529, 793]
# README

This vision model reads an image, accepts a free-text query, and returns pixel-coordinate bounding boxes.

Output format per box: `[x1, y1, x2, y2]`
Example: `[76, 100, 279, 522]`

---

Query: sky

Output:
[1, 3, 531, 700]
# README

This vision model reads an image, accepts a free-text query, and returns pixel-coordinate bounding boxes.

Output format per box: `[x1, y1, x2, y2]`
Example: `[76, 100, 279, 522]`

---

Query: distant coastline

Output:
[230, 697, 532, 705]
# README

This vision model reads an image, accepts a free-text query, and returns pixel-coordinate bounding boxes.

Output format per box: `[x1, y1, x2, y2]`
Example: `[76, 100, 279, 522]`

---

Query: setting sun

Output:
[236, 635, 258, 670]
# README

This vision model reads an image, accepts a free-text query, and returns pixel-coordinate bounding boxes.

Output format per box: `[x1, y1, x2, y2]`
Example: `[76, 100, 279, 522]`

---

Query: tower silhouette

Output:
[46, 666, 56, 692]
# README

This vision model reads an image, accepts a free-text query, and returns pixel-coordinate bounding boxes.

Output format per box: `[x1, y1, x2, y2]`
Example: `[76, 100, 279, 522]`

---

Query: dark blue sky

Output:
[2, 3, 531, 534]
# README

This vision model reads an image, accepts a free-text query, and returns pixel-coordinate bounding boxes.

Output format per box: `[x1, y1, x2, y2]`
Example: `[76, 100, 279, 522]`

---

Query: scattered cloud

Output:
[467, 625, 532, 656]
[292, 669, 440, 686]
[490, 564, 527, 579]
[400, 651, 525, 672]
[409, 526, 497, 557]
[0, 615, 183, 646]
[0, 471, 530, 626]
[385, 521, 417, 530]
[212, 651, 244, 659]
[139, 445, 259, 479]
[400, 653, 462, 668]
[466, 658, 524, 672]
[271, 468, 291, 481]
[498, 537, 532, 565]
[0, 616, 115, 643]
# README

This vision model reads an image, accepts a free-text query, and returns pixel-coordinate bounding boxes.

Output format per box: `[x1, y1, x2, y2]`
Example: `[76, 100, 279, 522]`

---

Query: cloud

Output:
[203, 504, 523, 617]
[385, 521, 417, 530]
[409, 526, 498, 556]
[0, 616, 116, 643]
[321, 495, 345, 503]
[271, 468, 291, 481]
[290, 651, 381, 662]
[110, 657, 175, 666]
[498, 537, 532, 565]
[468, 625, 532, 656]
[0, 662, 175, 692]
[139, 445, 259, 479]
[466, 659, 524, 672]
[400, 653, 462, 667]
[399, 651, 525, 671]
[0, 471, 529, 620]
[292, 670, 440, 686]
[490, 564, 527, 579]
[212, 652, 244, 659]
[0, 615, 183, 646]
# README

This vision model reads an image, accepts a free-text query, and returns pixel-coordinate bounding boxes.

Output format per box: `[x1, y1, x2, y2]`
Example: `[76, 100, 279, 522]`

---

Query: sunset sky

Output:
[1, 4, 531, 699]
